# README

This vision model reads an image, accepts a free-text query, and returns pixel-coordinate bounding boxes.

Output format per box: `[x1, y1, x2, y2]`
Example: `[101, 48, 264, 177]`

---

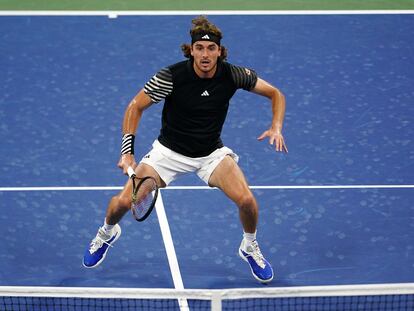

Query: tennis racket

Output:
[127, 167, 159, 222]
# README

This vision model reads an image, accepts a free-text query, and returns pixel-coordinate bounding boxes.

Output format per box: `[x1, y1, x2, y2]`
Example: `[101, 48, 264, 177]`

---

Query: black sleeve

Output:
[143, 67, 173, 103]
[229, 64, 258, 91]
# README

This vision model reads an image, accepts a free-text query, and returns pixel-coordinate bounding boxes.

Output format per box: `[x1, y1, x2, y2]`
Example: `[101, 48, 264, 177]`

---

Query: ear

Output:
[190, 45, 194, 57]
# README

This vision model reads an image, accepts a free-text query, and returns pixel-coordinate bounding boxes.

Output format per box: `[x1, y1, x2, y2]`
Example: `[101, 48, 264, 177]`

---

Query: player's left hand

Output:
[258, 129, 288, 153]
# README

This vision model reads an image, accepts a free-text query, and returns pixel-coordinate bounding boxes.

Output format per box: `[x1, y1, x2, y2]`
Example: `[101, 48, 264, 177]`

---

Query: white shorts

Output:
[140, 140, 239, 186]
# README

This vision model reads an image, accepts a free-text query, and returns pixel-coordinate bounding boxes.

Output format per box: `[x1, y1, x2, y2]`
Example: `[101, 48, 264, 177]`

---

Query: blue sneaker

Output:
[239, 239, 274, 283]
[83, 224, 121, 268]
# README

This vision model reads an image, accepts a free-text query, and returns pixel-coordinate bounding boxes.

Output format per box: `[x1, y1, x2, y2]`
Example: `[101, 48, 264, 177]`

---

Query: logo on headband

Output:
[191, 32, 221, 46]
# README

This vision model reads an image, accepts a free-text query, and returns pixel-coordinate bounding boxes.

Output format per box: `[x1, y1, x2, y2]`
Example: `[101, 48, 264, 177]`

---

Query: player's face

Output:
[191, 41, 221, 78]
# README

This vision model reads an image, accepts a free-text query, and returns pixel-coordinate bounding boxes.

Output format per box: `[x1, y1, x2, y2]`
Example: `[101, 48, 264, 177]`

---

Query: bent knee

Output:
[237, 192, 256, 210]
[112, 194, 131, 210]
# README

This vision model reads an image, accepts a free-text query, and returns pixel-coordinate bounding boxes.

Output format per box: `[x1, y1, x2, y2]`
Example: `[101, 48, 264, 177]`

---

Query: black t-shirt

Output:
[144, 59, 258, 157]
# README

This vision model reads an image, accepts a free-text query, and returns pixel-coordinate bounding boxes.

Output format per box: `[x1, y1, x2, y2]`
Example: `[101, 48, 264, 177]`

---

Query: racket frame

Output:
[127, 167, 159, 222]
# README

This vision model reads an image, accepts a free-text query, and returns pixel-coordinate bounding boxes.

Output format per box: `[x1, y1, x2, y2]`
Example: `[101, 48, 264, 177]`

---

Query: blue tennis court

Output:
[0, 13, 413, 296]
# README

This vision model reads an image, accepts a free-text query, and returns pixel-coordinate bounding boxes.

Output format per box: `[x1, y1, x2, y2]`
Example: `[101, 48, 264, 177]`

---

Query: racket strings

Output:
[132, 178, 157, 218]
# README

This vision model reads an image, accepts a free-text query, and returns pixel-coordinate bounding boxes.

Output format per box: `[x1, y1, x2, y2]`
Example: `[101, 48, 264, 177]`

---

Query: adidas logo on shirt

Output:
[201, 90, 209, 96]
[202, 34, 210, 39]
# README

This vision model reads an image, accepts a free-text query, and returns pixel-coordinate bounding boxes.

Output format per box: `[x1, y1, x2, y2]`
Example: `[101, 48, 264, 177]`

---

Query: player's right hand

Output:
[118, 154, 137, 175]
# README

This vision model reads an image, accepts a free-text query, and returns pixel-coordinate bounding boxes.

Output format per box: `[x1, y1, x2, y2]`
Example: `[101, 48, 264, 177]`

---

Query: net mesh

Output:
[223, 295, 414, 311]
[0, 297, 208, 311]
[1, 284, 413, 311]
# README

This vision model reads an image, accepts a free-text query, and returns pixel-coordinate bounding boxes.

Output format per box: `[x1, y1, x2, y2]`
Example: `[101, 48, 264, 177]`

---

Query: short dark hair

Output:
[181, 16, 228, 61]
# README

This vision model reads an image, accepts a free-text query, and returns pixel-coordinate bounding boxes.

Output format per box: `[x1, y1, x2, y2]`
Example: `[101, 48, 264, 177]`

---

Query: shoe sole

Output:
[238, 248, 274, 284]
[83, 225, 122, 269]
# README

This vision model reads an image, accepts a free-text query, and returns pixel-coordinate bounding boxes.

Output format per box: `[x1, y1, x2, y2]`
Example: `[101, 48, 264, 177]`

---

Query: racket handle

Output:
[127, 166, 136, 178]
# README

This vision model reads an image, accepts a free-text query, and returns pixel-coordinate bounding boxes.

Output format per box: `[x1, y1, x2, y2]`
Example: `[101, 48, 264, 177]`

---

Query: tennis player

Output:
[83, 16, 288, 283]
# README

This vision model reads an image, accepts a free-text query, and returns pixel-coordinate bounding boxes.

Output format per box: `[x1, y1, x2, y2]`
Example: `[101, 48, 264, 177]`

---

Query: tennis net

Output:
[1, 283, 413, 311]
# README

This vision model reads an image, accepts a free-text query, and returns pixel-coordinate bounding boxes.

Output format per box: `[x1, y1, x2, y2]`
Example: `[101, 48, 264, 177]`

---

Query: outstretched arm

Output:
[251, 78, 288, 153]
[118, 89, 154, 174]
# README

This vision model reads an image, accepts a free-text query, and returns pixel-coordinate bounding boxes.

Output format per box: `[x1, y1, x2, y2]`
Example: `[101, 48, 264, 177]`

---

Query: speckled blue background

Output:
[0, 15, 413, 289]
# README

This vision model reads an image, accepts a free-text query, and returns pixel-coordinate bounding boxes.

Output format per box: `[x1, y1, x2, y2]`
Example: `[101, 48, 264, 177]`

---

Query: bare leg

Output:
[208, 156, 274, 283]
[208, 156, 258, 233]
[105, 163, 166, 225]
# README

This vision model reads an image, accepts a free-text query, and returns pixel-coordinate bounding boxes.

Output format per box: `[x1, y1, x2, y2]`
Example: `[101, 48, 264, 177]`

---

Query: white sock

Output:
[243, 231, 257, 247]
[102, 219, 115, 234]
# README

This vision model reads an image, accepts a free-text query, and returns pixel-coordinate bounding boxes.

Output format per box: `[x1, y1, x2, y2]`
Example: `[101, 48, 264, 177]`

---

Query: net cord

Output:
[1, 283, 413, 300]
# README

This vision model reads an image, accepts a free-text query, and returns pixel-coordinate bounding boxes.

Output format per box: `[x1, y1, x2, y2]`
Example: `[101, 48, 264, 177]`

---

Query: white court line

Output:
[0, 10, 413, 16]
[165, 184, 414, 190]
[0, 185, 414, 191]
[155, 191, 189, 311]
